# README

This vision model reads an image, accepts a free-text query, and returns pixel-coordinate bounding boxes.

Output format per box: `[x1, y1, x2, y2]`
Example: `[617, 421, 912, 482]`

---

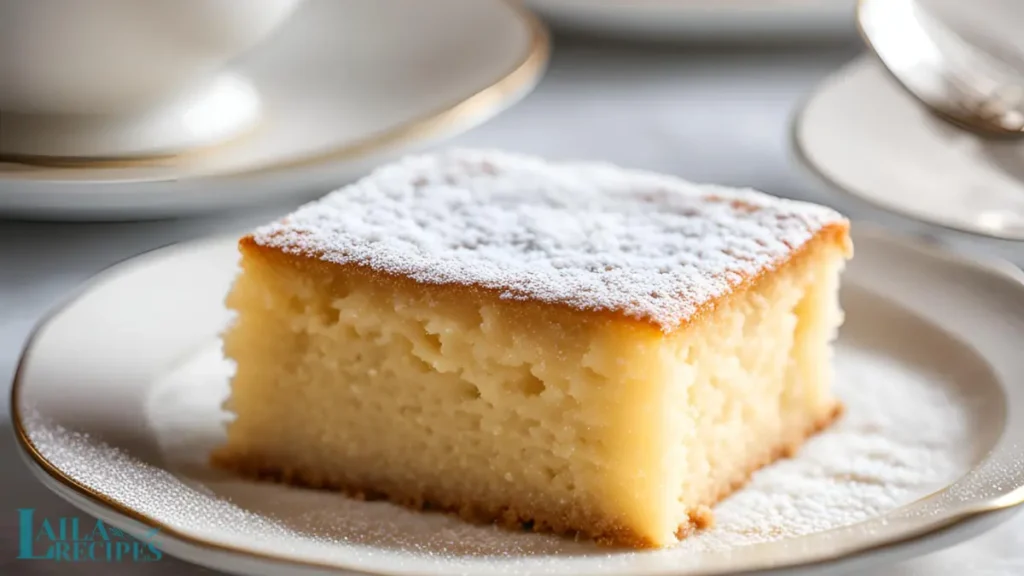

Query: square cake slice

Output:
[213, 149, 852, 548]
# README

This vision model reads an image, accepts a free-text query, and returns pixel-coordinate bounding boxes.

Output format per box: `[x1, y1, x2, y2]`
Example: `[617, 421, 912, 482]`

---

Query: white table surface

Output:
[2, 37, 1022, 575]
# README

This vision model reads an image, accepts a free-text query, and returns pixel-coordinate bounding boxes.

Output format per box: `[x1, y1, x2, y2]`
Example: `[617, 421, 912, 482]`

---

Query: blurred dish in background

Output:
[0, 0, 548, 221]
[0, 0, 305, 159]
[857, 0, 1024, 138]
[793, 56, 1024, 241]
[526, 0, 855, 42]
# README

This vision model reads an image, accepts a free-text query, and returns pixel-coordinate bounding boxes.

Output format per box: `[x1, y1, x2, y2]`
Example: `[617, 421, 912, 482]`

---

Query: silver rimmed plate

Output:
[11, 226, 1024, 575]
[0, 0, 548, 221]
[793, 56, 1024, 241]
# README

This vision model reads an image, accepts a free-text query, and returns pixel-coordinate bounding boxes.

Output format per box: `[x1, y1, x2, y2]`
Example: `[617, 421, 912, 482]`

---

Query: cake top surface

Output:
[252, 149, 847, 331]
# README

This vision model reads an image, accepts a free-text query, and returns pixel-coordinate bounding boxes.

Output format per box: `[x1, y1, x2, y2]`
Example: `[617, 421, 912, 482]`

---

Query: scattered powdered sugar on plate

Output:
[20, 312, 985, 576]
[673, 344, 977, 553]
[252, 149, 847, 332]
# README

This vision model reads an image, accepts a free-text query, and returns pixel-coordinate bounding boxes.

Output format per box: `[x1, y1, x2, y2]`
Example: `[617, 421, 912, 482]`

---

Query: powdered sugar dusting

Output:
[252, 149, 846, 331]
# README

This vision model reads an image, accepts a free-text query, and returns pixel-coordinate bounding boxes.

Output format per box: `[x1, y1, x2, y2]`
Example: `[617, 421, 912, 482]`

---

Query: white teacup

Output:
[0, 0, 304, 159]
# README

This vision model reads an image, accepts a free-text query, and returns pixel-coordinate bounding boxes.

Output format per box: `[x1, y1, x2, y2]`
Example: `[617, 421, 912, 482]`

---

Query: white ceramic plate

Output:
[0, 0, 547, 221]
[11, 226, 1024, 575]
[525, 0, 855, 41]
[793, 56, 1024, 241]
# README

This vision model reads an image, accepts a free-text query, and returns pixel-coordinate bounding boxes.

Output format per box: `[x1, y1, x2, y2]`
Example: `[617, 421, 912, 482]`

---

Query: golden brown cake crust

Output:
[211, 403, 842, 549]
[238, 221, 850, 338]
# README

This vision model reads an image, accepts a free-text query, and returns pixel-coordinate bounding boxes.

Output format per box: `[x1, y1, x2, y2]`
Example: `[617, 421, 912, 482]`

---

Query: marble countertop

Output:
[1, 37, 1021, 575]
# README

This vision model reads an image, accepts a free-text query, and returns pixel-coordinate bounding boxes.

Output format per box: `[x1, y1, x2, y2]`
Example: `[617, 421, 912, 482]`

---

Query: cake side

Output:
[658, 226, 848, 541]
[213, 222, 850, 548]
[214, 235, 672, 547]
[250, 149, 847, 333]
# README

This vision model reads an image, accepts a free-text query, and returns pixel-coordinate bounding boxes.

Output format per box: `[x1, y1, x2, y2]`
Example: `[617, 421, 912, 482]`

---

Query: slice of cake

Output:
[213, 149, 852, 548]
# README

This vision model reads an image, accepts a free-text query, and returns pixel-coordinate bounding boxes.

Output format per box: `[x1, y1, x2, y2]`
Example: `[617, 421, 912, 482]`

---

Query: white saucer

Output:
[1, 72, 263, 160]
[0, 0, 548, 221]
[12, 227, 1024, 575]
[794, 56, 1024, 241]
[526, 0, 855, 41]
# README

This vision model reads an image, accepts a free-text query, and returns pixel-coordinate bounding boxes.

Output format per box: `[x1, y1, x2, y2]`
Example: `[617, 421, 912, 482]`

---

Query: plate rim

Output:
[9, 226, 1024, 575]
[0, 0, 550, 184]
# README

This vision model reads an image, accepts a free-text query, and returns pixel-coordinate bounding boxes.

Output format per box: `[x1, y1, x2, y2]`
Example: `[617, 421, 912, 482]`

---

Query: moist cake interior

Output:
[214, 149, 851, 548]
